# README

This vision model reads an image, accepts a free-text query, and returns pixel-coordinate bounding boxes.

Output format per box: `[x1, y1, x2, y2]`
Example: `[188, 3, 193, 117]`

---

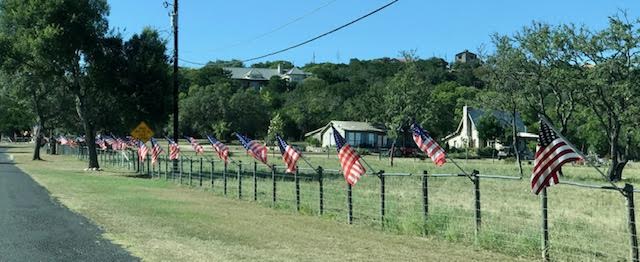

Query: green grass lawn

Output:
[152, 146, 640, 261]
[4, 144, 525, 262]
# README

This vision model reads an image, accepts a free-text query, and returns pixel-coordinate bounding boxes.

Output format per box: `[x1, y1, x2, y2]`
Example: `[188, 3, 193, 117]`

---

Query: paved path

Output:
[0, 147, 137, 261]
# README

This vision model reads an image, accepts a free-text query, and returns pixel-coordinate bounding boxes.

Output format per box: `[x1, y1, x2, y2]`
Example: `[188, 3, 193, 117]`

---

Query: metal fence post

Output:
[625, 184, 639, 262]
[147, 154, 150, 177]
[295, 167, 300, 212]
[253, 162, 257, 201]
[379, 171, 386, 228]
[211, 160, 215, 189]
[541, 187, 550, 262]
[179, 157, 183, 184]
[347, 183, 353, 224]
[318, 166, 324, 215]
[199, 157, 203, 187]
[223, 161, 228, 196]
[165, 156, 169, 180]
[189, 158, 193, 186]
[272, 166, 277, 205]
[422, 170, 429, 235]
[473, 169, 481, 242]
[237, 161, 242, 199]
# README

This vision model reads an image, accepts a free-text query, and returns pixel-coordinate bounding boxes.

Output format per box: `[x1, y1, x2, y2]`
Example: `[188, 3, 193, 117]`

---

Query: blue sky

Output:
[107, 0, 640, 67]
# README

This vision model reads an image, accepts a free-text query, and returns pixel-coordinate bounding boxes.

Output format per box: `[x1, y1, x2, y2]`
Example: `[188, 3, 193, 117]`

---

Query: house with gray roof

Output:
[305, 121, 388, 149]
[444, 106, 532, 150]
[223, 64, 311, 90]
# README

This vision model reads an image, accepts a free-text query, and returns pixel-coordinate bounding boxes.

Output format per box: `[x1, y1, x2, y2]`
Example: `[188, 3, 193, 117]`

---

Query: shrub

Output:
[305, 137, 321, 147]
[477, 147, 497, 158]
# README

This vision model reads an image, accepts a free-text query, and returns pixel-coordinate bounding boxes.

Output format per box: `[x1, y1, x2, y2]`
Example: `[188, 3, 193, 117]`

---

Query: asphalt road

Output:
[0, 148, 137, 261]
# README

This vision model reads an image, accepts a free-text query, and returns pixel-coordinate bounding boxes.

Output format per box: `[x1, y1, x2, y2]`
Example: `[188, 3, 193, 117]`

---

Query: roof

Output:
[305, 121, 386, 137]
[286, 67, 309, 75]
[467, 107, 526, 132]
[223, 67, 310, 81]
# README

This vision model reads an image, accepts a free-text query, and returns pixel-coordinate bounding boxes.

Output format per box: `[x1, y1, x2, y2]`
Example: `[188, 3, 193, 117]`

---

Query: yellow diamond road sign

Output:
[131, 121, 154, 143]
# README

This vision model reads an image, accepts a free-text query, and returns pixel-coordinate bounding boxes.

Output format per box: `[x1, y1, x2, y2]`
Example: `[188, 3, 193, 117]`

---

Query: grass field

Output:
[3, 144, 528, 262]
[142, 145, 640, 261]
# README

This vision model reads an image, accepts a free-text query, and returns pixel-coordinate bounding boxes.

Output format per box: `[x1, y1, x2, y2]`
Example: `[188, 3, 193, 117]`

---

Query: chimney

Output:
[277, 63, 282, 74]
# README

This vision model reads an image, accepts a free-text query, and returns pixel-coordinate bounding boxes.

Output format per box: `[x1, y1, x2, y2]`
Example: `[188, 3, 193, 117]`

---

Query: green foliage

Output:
[251, 60, 294, 69]
[305, 137, 321, 147]
[477, 113, 504, 141]
[266, 113, 285, 144]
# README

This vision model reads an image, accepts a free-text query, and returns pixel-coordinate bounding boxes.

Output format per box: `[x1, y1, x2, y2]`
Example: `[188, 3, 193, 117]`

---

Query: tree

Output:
[120, 28, 171, 133]
[251, 60, 294, 69]
[266, 113, 285, 145]
[571, 13, 640, 181]
[477, 114, 505, 142]
[0, 0, 114, 169]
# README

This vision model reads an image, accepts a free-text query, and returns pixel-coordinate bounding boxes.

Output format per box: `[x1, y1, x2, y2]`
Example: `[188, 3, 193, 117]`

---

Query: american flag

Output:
[206, 135, 229, 162]
[411, 122, 446, 166]
[531, 119, 581, 195]
[276, 135, 301, 173]
[236, 133, 268, 165]
[95, 137, 107, 150]
[185, 136, 204, 155]
[150, 138, 164, 165]
[68, 138, 78, 148]
[138, 141, 149, 162]
[103, 136, 116, 149]
[115, 136, 128, 151]
[167, 137, 180, 160]
[332, 126, 366, 186]
[58, 136, 69, 145]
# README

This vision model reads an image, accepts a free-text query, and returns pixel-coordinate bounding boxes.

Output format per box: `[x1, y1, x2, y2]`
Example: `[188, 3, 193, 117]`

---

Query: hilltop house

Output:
[455, 50, 478, 64]
[223, 64, 311, 90]
[304, 121, 388, 149]
[444, 106, 535, 150]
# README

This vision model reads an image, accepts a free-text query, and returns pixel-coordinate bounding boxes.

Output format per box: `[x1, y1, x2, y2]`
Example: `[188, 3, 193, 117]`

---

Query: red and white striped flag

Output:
[276, 135, 301, 173]
[138, 141, 149, 162]
[95, 137, 107, 150]
[150, 138, 164, 165]
[531, 118, 581, 194]
[167, 137, 180, 160]
[411, 122, 446, 166]
[206, 135, 229, 162]
[185, 136, 204, 155]
[332, 126, 366, 186]
[236, 133, 268, 165]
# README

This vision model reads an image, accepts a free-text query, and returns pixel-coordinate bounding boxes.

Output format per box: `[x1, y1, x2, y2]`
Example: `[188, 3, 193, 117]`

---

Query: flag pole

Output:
[445, 155, 473, 180]
[299, 155, 317, 171]
[539, 115, 624, 195]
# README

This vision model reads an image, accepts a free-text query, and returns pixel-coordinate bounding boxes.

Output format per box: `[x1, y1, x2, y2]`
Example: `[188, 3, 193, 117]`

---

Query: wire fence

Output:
[60, 145, 639, 261]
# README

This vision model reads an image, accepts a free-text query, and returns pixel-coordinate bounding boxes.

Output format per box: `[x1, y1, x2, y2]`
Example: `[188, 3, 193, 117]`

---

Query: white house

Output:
[444, 106, 533, 150]
[223, 64, 311, 90]
[304, 121, 388, 149]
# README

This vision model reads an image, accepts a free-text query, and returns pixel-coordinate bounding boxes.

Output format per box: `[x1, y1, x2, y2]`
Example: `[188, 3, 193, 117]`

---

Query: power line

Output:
[207, 0, 338, 53]
[242, 0, 399, 63]
[179, 58, 207, 66]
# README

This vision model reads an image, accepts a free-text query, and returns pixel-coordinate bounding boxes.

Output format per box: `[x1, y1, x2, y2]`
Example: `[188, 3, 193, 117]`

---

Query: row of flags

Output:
[55, 116, 580, 195]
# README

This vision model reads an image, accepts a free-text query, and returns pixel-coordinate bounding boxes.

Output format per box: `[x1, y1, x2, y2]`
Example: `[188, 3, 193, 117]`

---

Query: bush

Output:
[477, 147, 497, 158]
[305, 137, 321, 147]
[356, 148, 370, 156]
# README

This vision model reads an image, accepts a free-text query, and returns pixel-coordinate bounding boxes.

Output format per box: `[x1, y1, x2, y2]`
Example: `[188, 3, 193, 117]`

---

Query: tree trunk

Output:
[76, 95, 99, 169]
[511, 106, 523, 177]
[389, 142, 395, 167]
[49, 129, 56, 155]
[32, 120, 43, 160]
[607, 127, 626, 182]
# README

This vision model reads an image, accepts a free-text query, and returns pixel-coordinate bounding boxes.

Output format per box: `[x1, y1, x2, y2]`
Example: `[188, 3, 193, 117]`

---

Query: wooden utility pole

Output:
[172, 0, 179, 144]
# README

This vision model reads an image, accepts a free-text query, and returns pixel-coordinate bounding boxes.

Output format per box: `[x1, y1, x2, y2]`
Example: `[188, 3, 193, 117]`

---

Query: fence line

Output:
[56, 145, 640, 261]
